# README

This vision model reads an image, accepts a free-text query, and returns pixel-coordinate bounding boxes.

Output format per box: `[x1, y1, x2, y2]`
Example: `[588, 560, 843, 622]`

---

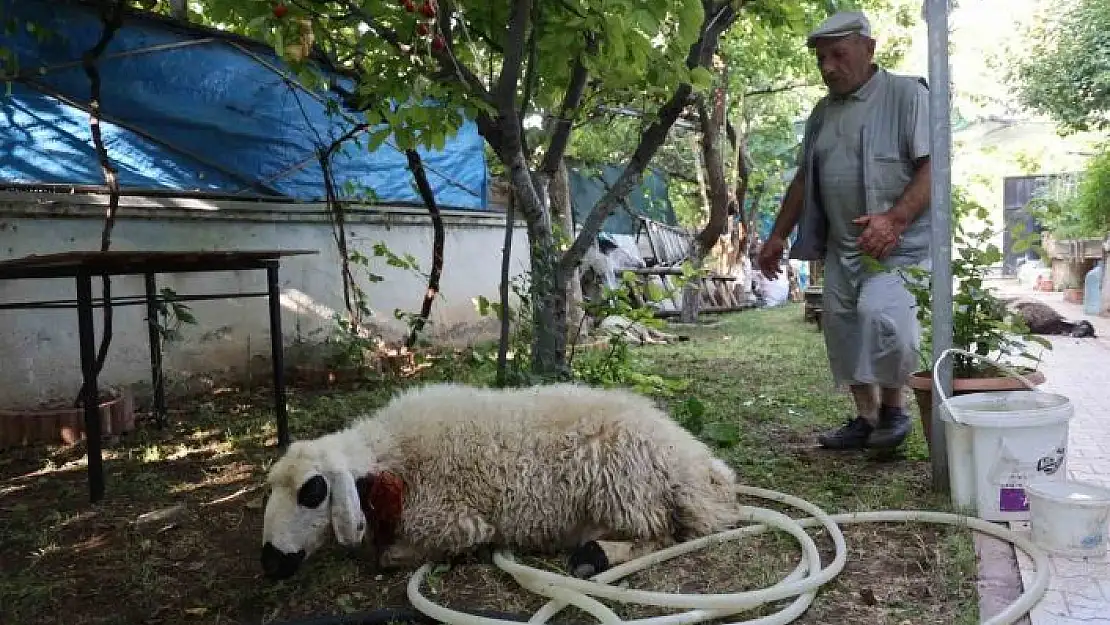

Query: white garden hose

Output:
[405, 484, 1051, 625]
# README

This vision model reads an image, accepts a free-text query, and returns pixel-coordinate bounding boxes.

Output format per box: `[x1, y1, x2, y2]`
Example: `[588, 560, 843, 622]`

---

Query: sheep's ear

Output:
[327, 470, 366, 548]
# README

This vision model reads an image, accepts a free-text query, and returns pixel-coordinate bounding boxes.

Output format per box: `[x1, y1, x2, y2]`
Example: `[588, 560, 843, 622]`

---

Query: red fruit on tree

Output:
[416, 23, 429, 36]
[272, 3, 288, 17]
[431, 34, 446, 52]
[419, 1, 436, 18]
[403, 0, 415, 12]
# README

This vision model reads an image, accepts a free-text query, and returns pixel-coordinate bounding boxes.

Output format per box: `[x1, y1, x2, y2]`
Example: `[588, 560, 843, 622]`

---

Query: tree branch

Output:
[340, 0, 495, 108]
[558, 84, 693, 273]
[73, 0, 126, 408]
[485, 2, 543, 223]
[539, 34, 594, 176]
[518, 1, 542, 156]
[694, 96, 730, 250]
[320, 123, 371, 323]
[744, 82, 814, 97]
[427, 0, 496, 103]
[496, 192, 515, 386]
[318, 152, 358, 323]
[404, 149, 445, 349]
[321, 1, 506, 163]
[558, 1, 740, 274]
[466, 25, 505, 55]
[495, 0, 533, 113]
[474, 114, 507, 158]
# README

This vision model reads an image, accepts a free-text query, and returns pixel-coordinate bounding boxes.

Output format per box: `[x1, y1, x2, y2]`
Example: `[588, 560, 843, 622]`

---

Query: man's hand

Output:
[853, 211, 907, 259]
[756, 235, 787, 280]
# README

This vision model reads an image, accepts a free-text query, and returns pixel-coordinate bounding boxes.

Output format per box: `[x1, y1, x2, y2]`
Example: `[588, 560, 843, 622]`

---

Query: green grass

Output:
[0, 304, 980, 625]
[619, 305, 980, 624]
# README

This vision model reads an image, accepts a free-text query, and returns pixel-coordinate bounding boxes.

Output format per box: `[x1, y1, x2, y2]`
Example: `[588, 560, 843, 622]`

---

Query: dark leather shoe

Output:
[818, 416, 874, 450]
[869, 405, 912, 449]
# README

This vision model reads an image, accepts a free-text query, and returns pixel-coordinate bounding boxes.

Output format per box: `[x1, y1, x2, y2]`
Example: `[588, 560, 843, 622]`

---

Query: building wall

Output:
[0, 192, 530, 407]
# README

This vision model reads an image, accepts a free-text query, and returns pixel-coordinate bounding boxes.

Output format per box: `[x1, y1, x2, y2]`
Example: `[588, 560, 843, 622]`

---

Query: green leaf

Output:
[689, 66, 714, 90]
[633, 9, 661, 34]
[676, 0, 705, 46]
[364, 128, 391, 153]
[475, 295, 491, 317]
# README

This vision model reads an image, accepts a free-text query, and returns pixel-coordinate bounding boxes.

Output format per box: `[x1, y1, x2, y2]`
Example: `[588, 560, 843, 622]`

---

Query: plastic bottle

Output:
[1084, 261, 1103, 316]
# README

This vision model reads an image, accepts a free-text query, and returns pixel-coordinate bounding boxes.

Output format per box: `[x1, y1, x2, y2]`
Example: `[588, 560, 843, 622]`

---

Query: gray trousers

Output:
[821, 256, 926, 389]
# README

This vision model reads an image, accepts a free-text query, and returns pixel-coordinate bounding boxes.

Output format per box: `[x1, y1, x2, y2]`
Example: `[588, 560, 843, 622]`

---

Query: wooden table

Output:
[0, 249, 316, 503]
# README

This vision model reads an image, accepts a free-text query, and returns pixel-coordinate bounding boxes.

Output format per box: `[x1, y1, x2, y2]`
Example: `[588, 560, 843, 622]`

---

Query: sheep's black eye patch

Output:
[297, 475, 328, 508]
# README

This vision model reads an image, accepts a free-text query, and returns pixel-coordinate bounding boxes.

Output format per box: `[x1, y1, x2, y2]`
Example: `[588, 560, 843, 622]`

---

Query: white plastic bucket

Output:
[933, 349, 1074, 522]
[1026, 479, 1110, 557]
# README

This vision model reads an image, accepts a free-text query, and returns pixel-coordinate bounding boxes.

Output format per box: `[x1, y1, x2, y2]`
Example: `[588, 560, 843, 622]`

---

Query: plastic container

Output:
[1084, 261, 1102, 316]
[1026, 479, 1110, 557]
[934, 349, 1074, 522]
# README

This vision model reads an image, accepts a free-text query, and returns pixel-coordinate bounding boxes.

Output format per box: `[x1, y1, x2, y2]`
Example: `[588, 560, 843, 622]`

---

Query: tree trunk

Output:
[692, 134, 711, 219]
[521, 189, 571, 380]
[549, 159, 584, 346]
[679, 97, 732, 324]
[744, 183, 764, 258]
[730, 129, 751, 269]
[500, 141, 571, 380]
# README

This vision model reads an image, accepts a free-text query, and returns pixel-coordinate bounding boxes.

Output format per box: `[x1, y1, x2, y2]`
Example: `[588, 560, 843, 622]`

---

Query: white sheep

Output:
[260, 382, 741, 580]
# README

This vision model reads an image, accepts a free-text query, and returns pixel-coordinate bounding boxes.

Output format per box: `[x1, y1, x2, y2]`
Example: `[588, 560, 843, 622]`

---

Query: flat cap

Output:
[806, 10, 872, 47]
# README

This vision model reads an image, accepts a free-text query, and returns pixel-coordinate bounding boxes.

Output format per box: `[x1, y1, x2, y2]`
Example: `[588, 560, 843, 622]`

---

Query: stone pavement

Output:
[985, 280, 1110, 624]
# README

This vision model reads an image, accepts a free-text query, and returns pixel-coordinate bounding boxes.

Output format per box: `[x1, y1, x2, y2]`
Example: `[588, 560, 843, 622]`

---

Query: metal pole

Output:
[926, 0, 953, 494]
[267, 263, 291, 448]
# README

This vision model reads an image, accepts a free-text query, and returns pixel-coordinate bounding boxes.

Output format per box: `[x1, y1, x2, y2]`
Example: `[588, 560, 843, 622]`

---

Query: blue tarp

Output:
[0, 0, 489, 209]
[567, 163, 678, 236]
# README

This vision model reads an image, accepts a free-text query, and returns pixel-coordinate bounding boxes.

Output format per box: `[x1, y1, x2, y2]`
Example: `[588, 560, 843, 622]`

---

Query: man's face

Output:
[813, 34, 876, 96]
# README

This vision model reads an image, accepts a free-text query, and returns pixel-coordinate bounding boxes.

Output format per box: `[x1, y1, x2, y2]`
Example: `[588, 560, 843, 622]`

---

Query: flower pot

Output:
[0, 387, 135, 450]
[1063, 288, 1084, 304]
[907, 368, 1047, 455]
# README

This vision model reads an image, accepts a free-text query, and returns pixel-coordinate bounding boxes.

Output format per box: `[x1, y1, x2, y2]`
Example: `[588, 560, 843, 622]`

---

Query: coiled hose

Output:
[400, 485, 1051, 625]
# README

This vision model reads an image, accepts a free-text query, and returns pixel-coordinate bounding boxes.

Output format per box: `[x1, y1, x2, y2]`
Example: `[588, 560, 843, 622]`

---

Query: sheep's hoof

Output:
[568, 541, 610, 579]
[378, 544, 420, 570]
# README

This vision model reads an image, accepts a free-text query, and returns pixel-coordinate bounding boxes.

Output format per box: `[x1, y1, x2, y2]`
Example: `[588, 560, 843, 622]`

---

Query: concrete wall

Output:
[0, 191, 530, 408]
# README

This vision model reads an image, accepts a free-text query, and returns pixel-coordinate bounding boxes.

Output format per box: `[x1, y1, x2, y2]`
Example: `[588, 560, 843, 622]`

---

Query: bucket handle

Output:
[931, 348, 1043, 425]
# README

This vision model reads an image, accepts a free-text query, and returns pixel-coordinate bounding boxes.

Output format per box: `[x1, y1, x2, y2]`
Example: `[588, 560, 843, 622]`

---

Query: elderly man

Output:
[757, 11, 932, 451]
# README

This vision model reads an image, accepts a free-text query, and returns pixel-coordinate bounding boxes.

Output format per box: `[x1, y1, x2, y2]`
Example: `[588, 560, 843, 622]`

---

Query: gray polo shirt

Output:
[790, 67, 932, 277]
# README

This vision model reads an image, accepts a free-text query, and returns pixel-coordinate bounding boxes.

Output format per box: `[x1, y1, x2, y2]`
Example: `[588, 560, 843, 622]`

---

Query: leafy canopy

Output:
[1007, 0, 1110, 134]
[186, 0, 719, 155]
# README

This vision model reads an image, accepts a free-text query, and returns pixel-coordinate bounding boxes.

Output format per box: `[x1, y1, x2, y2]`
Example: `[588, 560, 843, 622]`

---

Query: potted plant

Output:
[1062, 276, 1084, 304]
[876, 188, 1053, 452]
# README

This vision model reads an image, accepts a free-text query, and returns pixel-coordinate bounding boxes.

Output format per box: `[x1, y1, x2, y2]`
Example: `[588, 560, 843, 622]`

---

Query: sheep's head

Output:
[1071, 320, 1096, 338]
[260, 439, 368, 580]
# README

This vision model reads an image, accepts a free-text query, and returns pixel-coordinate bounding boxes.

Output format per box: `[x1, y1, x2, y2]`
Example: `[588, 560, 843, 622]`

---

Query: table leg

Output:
[144, 273, 167, 428]
[266, 264, 290, 448]
[76, 273, 105, 503]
